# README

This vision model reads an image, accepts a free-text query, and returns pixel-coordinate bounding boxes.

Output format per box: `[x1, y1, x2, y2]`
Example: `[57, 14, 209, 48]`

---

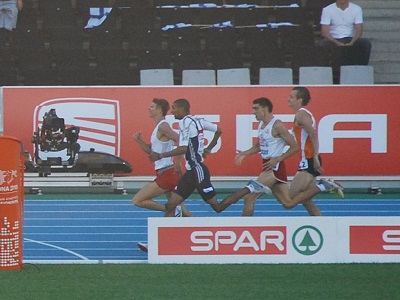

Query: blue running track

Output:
[23, 194, 400, 262]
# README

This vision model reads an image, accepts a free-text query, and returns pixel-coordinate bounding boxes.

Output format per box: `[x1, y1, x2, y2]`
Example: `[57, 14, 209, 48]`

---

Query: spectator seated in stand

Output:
[318, 0, 371, 81]
[0, 0, 22, 48]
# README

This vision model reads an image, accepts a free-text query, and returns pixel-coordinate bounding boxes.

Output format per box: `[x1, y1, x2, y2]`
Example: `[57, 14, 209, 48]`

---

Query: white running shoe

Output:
[174, 205, 183, 217]
[247, 179, 272, 194]
[137, 242, 148, 253]
[319, 178, 345, 199]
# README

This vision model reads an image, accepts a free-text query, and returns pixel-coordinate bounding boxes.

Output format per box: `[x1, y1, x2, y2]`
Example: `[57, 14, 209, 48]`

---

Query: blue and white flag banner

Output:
[85, 7, 113, 29]
[162, 20, 233, 31]
[157, 3, 299, 8]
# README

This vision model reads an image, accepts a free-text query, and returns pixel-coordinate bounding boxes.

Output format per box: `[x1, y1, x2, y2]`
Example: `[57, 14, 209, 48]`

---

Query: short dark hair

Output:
[253, 97, 273, 112]
[173, 98, 190, 112]
[292, 86, 311, 106]
[153, 98, 170, 116]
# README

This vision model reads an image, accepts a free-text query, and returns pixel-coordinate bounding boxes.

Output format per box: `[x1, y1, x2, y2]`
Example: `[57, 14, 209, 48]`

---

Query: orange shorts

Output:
[154, 167, 180, 191]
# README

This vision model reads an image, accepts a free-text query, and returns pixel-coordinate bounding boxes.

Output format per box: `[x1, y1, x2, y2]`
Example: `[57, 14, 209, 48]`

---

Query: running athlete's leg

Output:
[165, 191, 194, 217]
[241, 171, 278, 215]
[270, 182, 294, 209]
[165, 191, 185, 217]
[132, 181, 167, 211]
[242, 192, 263, 216]
[181, 203, 194, 217]
[289, 171, 322, 214]
[302, 199, 322, 216]
[217, 187, 254, 212]
[216, 171, 273, 213]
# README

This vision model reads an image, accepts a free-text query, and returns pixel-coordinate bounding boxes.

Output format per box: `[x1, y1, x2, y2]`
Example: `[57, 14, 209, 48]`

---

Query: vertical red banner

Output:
[0, 136, 24, 270]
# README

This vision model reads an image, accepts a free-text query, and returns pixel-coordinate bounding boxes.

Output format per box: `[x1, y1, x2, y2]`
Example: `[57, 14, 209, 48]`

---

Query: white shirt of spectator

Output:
[320, 2, 363, 39]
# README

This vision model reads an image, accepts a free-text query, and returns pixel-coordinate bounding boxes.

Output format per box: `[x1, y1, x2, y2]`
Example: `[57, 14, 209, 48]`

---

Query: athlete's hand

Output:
[203, 148, 211, 158]
[235, 151, 246, 166]
[133, 132, 142, 142]
[174, 168, 183, 178]
[313, 156, 324, 174]
[263, 157, 278, 172]
[148, 151, 160, 162]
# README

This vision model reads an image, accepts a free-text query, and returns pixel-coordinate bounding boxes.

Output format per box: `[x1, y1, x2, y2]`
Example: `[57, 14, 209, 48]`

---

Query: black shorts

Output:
[298, 156, 322, 177]
[175, 163, 216, 201]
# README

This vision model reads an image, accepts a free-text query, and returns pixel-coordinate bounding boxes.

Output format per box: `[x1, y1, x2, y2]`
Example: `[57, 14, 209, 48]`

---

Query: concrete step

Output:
[369, 42, 400, 53]
[354, 0, 400, 9]
[364, 20, 400, 32]
[363, 31, 400, 41]
[370, 52, 400, 62]
[374, 73, 400, 84]
[373, 61, 400, 74]
[364, 9, 400, 18]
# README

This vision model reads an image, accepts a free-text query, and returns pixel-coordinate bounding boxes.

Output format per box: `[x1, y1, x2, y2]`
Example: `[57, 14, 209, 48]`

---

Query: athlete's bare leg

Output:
[164, 191, 185, 217]
[289, 171, 322, 216]
[133, 182, 193, 216]
[242, 192, 263, 216]
[166, 191, 193, 217]
[132, 181, 167, 211]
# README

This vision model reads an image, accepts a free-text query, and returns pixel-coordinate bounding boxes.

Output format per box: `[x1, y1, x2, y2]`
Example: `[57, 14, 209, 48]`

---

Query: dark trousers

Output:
[319, 37, 372, 77]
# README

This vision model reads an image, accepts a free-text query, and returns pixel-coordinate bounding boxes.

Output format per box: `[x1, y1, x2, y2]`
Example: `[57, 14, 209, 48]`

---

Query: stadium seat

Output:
[140, 69, 174, 85]
[340, 65, 374, 84]
[259, 68, 293, 85]
[217, 68, 251, 85]
[182, 69, 216, 85]
[299, 66, 333, 85]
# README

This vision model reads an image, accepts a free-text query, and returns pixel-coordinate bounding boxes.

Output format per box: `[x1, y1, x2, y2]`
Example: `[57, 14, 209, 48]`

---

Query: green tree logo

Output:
[292, 225, 323, 255]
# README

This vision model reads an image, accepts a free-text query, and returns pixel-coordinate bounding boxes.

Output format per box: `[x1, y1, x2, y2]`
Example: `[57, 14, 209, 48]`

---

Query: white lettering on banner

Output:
[319, 114, 387, 153]
[166, 113, 388, 154]
[190, 230, 285, 252]
[166, 115, 221, 153]
[382, 230, 400, 251]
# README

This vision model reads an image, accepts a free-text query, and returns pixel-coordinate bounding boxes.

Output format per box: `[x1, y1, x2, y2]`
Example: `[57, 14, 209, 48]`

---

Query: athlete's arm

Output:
[158, 122, 179, 143]
[268, 120, 299, 169]
[158, 122, 183, 174]
[133, 132, 151, 154]
[235, 141, 260, 166]
[296, 110, 324, 173]
[149, 146, 187, 162]
[203, 126, 222, 158]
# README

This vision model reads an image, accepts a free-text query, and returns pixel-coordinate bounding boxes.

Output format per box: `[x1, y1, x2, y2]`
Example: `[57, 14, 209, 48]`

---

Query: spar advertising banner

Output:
[2, 86, 400, 176]
[148, 217, 400, 264]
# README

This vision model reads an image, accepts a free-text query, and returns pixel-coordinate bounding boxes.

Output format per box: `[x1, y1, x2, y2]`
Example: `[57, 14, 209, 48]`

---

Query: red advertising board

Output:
[2, 86, 400, 176]
[350, 226, 400, 254]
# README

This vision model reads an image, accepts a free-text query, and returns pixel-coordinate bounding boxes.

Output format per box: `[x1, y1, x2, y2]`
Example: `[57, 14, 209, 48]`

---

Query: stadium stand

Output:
[1, 0, 398, 86]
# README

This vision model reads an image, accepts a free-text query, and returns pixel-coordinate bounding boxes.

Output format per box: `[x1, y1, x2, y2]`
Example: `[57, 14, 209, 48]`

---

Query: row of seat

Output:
[140, 66, 374, 85]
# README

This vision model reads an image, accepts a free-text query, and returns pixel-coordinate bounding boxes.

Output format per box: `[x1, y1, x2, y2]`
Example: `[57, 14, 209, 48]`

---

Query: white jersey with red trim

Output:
[151, 120, 174, 170]
[258, 117, 286, 159]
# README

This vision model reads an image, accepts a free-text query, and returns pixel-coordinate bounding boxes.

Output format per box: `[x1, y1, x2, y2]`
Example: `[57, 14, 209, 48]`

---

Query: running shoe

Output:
[319, 178, 345, 199]
[247, 179, 272, 194]
[175, 205, 183, 217]
[137, 242, 148, 253]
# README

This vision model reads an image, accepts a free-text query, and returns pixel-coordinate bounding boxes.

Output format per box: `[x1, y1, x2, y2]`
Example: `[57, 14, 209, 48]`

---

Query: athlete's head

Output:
[152, 98, 170, 116]
[253, 97, 273, 112]
[292, 86, 311, 106]
[172, 98, 190, 120]
[252, 97, 273, 121]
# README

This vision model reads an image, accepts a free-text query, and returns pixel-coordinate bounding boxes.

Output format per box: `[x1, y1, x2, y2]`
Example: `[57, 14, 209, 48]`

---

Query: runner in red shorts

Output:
[132, 98, 192, 218]
[217, 97, 344, 216]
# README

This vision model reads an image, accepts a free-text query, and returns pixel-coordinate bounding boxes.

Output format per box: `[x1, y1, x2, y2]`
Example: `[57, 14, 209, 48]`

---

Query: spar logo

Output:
[158, 226, 287, 255]
[292, 225, 323, 256]
[33, 98, 121, 155]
